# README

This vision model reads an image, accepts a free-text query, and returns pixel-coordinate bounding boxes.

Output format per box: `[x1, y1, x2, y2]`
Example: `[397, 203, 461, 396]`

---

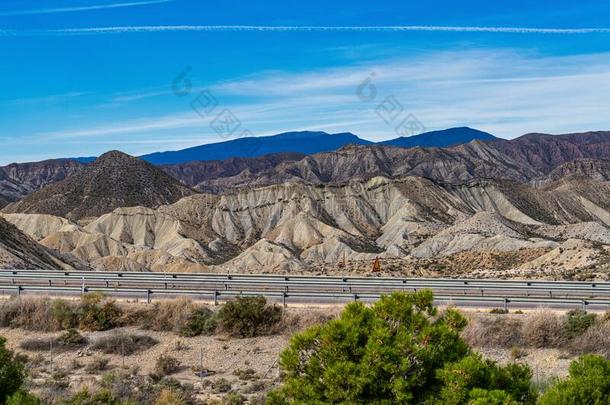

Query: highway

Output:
[1, 269, 610, 310]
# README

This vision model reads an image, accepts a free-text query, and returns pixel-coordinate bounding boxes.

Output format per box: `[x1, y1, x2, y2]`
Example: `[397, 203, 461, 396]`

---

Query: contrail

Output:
[2, 25, 610, 36]
[0, 0, 172, 16]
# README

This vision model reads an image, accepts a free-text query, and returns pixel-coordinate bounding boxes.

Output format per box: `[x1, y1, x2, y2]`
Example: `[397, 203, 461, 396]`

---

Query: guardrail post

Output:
[146, 289, 151, 304]
[48, 280, 52, 287]
[81, 277, 85, 296]
[503, 298, 508, 312]
[16, 286, 21, 298]
[214, 291, 219, 306]
[582, 300, 587, 311]
[353, 294, 358, 302]
[283, 292, 287, 308]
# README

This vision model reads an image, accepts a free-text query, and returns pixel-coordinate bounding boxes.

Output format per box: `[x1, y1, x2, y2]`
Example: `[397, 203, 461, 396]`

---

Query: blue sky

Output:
[1, 0, 610, 164]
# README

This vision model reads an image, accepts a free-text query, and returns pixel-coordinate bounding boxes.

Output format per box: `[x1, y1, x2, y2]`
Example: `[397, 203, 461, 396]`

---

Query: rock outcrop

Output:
[3, 151, 195, 220]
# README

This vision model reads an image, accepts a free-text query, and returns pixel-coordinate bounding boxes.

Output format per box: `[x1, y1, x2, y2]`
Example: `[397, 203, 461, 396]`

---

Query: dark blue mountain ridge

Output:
[380, 127, 497, 148]
[73, 127, 498, 165]
[139, 131, 373, 165]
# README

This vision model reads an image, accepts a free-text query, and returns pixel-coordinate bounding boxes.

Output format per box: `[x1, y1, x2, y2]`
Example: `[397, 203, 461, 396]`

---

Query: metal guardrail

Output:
[0, 269, 610, 310]
[0, 269, 608, 287]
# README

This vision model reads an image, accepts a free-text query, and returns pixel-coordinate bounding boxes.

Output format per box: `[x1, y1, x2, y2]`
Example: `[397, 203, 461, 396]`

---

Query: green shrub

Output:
[78, 294, 123, 331]
[60, 388, 122, 405]
[58, 329, 88, 347]
[6, 390, 40, 405]
[489, 308, 509, 314]
[222, 392, 246, 405]
[539, 355, 610, 404]
[179, 307, 217, 337]
[52, 299, 79, 330]
[269, 291, 474, 403]
[218, 296, 282, 338]
[435, 354, 536, 404]
[243, 380, 267, 394]
[564, 309, 596, 338]
[212, 378, 232, 394]
[155, 355, 181, 376]
[233, 368, 257, 381]
[0, 337, 26, 403]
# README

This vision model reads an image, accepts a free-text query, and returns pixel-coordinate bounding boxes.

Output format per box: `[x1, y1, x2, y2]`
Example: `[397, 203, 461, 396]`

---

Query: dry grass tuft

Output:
[569, 320, 610, 357]
[0, 297, 62, 331]
[462, 315, 523, 348]
[521, 310, 566, 348]
[139, 298, 196, 333]
[280, 308, 340, 335]
[91, 332, 158, 355]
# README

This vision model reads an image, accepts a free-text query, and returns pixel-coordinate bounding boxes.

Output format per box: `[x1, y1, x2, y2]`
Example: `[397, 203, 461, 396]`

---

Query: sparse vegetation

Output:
[212, 378, 232, 394]
[222, 392, 247, 405]
[243, 380, 267, 394]
[138, 298, 195, 333]
[155, 354, 181, 376]
[521, 310, 566, 348]
[51, 299, 79, 330]
[78, 293, 123, 331]
[58, 329, 87, 347]
[462, 315, 523, 348]
[539, 355, 610, 404]
[218, 296, 282, 338]
[154, 389, 187, 405]
[564, 309, 596, 338]
[179, 307, 217, 337]
[510, 346, 528, 360]
[20, 329, 87, 352]
[464, 308, 610, 359]
[6, 295, 610, 403]
[233, 368, 257, 381]
[0, 298, 60, 332]
[85, 356, 110, 374]
[92, 332, 158, 355]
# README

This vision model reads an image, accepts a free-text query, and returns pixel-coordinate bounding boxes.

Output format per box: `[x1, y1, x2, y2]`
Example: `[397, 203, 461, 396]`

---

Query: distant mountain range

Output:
[71, 127, 495, 165]
[379, 127, 496, 148]
[2, 127, 610, 207]
[4, 128, 610, 275]
[139, 131, 372, 165]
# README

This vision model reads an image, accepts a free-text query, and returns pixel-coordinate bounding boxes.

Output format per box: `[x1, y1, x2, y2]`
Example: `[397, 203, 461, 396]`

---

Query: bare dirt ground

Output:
[0, 302, 341, 403]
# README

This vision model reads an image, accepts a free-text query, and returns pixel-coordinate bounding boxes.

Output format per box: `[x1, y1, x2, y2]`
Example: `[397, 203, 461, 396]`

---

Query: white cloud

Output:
[0, 0, 172, 16]
[3, 25, 610, 35]
[27, 48, 610, 151]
